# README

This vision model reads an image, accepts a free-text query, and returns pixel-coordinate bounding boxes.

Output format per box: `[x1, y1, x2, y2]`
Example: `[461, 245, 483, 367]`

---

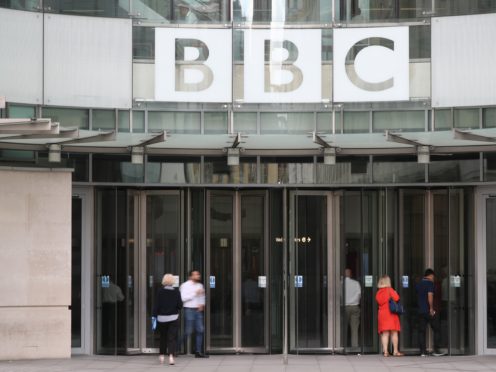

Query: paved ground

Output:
[1, 354, 496, 372]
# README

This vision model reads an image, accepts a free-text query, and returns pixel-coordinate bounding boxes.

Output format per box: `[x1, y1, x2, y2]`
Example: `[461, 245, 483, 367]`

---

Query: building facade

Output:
[1, 0, 496, 358]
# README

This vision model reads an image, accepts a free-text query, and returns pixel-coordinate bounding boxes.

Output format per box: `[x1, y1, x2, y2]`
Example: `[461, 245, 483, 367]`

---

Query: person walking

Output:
[153, 274, 183, 365]
[376, 275, 404, 357]
[416, 268, 444, 356]
[180, 270, 209, 358]
[344, 268, 361, 349]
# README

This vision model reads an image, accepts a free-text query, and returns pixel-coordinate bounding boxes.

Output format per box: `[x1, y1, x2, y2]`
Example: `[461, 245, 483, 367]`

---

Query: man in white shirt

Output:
[180, 270, 208, 358]
[344, 268, 361, 348]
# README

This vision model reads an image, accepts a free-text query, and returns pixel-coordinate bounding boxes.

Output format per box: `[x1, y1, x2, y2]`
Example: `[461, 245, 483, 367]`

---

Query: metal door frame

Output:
[288, 190, 338, 353]
[138, 190, 183, 354]
[205, 190, 270, 353]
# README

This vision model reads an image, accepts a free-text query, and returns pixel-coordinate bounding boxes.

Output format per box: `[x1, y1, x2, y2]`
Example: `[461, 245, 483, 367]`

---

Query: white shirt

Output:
[345, 277, 361, 306]
[180, 280, 205, 308]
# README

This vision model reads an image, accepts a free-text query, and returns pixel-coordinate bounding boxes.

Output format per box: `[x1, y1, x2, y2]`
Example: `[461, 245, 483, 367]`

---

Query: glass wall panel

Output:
[483, 108, 496, 128]
[260, 157, 314, 184]
[373, 156, 426, 183]
[204, 157, 257, 183]
[373, 110, 425, 132]
[0, 0, 40, 11]
[317, 112, 332, 133]
[454, 108, 479, 129]
[234, 0, 332, 23]
[260, 113, 314, 134]
[189, 189, 205, 273]
[486, 197, 496, 348]
[132, 111, 145, 133]
[234, 112, 257, 134]
[148, 111, 201, 133]
[337, 0, 432, 23]
[132, 0, 230, 23]
[7, 104, 35, 119]
[93, 109, 116, 131]
[71, 196, 82, 348]
[435, 0, 496, 16]
[147, 156, 201, 183]
[36, 152, 90, 182]
[42, 107, 89, 129]
[118, 110, 130, 132]
[44, 0, 130, 17]
[316, 156, 370, 184]
[434, 109, 452, 131]
[204, 112, 228, 134]
[343, 112, 369, 133]
[133, 26, 154, 60]
[410, 25, 431, 59]
[93, 155, 144, 183]
[484, 153, 496, 181]
[428, 154, 480, 182]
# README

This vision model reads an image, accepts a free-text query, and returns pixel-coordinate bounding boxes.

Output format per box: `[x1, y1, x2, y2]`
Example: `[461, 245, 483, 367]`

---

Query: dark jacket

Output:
[153, 286, 183, 317]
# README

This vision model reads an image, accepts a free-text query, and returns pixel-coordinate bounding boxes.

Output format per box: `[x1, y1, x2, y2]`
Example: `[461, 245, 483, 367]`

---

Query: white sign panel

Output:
[243, 29, 322, 103]
[155, 28, 232, 103]
[333, 27, 409, 102]
[258, 276, 267, 288]
[364, 275, 374, 288]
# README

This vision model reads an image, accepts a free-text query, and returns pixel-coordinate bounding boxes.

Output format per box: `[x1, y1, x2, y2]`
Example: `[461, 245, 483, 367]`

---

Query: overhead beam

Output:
[385, 130, 424, 147]
[453, 128, 496, 143]
[132, 130, 167, 148]
[57, 130, 116, 146]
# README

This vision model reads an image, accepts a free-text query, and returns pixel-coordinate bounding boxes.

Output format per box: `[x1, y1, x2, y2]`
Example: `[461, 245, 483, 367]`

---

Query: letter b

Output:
[175, 38, 213, 92]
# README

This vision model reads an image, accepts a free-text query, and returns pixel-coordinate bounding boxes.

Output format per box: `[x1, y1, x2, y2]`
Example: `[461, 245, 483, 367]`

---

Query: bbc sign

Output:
[155, 27, 409, 103]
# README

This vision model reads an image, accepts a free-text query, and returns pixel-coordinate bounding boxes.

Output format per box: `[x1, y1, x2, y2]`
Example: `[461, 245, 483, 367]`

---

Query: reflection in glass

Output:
[118, 110, 130, 132]
[234, 112, 257, 134]
[132, 111, 145, 133]
[338, 0, 432, 22]
[373, 156, 426, 183]
[434, 109, 452, 131]
[93, 109, 116, 130]
[148, 111, 201, 133]
[204, 112, 228, 134]
[260, 157, 314, 184]
[454, 108, 479, 129]
[373, 111, 425, 132]
[317, 156, 370, 184]
[234, 0, 331, 23]
[44, 0, 130, 17]
[147, 156, 201, 184]
[93, 155, 144, 183]
[42, 107, 89, 129]
[343, 112, 369, 133]
[209, 194, 234, 348]
[483, 108, 496, 128]
[241, 195, 266, 348]
[7, 104, 35, 119]
[261, 113, 314, 134]
[204, 157, 257, 184]
[428, 155, 480, 183]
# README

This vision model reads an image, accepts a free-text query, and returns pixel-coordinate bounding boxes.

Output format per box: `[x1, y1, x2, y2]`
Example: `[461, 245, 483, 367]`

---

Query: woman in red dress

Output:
[376, 275, 403, 357]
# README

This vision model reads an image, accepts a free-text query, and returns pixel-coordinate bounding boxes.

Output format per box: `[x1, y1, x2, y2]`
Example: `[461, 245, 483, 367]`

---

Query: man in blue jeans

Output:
[180, 270, 209, 358]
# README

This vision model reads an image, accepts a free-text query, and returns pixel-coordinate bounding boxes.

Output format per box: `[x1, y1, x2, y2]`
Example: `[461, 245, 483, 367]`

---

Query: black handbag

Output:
[389, 293, 405, 315]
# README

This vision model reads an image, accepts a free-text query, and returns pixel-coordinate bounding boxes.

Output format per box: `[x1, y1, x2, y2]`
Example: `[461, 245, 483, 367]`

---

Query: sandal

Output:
[393, 352, 404, 357]
[383, 352, 390, 357]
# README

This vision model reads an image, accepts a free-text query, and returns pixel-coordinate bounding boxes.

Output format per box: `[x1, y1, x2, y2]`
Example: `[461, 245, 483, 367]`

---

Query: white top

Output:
[345, 277, 361, 306]
[180, 280, 205, 308]
[158, 314, 179, 322]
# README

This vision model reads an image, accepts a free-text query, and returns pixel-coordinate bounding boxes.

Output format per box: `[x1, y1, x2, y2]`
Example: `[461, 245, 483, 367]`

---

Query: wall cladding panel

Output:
[44, 14, 132, 108]
[0, 8, 43, 104]
[432, 13, 496, 107]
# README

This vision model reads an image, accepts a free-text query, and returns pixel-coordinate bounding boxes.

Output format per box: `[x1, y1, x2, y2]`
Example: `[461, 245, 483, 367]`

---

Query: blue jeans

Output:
[184, 308, 204, 353]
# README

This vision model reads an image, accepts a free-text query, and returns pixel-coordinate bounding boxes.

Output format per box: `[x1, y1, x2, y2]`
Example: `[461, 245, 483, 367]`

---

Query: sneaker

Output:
[420, 351, 428, 357]
[169, 355, 175, 365]
[158, 355, 165, 364]
[432, 350, 446, 357]
[195, 352, 209, 358]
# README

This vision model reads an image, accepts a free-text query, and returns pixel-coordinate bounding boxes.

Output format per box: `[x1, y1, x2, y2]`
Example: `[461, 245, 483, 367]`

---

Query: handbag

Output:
[389, 291, 405, 315]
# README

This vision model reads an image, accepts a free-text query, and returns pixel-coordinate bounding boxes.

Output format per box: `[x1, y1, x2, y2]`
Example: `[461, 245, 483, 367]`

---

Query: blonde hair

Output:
[162, 274, 175, 286]
[377, 275, 392, 288]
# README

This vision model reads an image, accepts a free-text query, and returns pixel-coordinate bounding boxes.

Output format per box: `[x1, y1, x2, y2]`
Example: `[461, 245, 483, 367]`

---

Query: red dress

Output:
[376, 287, 401, 333]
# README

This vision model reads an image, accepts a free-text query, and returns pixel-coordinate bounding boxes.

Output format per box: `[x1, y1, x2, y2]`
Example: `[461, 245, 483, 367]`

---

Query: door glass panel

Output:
[294, 195, 328, 349]
[399, 191, 426, 352]
[241, 194, 266, 348]
[209, 194, 234, 348]
[487, 198, 496, 348]
[71, 197, 82, 348]
[145, 194, 181, 349]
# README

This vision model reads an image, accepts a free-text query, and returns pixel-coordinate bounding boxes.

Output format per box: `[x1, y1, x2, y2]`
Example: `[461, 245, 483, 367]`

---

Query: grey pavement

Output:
[1, 354, 496, 372]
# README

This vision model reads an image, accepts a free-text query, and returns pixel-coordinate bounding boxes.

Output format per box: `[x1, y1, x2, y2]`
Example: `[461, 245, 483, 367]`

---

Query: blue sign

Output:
[402, 275, 409, 288]
[209, 275, 216, 289]
[101, 275, 110, 288]
[295, 275, 303, 288]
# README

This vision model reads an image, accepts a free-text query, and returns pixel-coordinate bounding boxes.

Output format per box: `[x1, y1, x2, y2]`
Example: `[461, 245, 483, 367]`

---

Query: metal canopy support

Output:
[131, 130, 167, 148]
[57, 131, 116, 146]
[0, 127, 79, 141]
[230, 132, 243, 148]
[453, 128, 496, 143]
[312, 131, 332, 148]
[385, 130, 425, 147]
[0, 118, 53, 134]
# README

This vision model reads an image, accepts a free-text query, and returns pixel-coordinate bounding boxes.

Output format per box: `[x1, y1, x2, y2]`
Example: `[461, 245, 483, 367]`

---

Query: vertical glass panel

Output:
[36, 152, 90, 182]
[93, 109, 116, 130]
[0, 0, 40, 11]
[204, 112, 228, 134]
[373, 111, 425, 132]
[260, 157, 314, 184]
[133, 26, 154, 60]
[294, 195, 328, 349]
[241, 194, 266, 348]
[118, 110, 130, 132]
[44, 0, 130, 17]
[316, 156, 370, 184]
[487, 197, 496, 348]
[260, 113, 314, 134]
[399, 190, 425, 353]
[435, 0, 496, 16]
[204, 157, 257, 184]
[484, 154, 496, 181]
[373, 156, 426, 183]
[209, 194, 234, 348]
[146, 194, 181, 348]
[338, 0, 432, 22]
[454, 108, 479, 129]
[148, 111, 201, 133]
[132, 111, 145, 133]
[93, 154, 144, 183]
[410, 25, 431, 59]
[233, 112, 257, 134]
[133, 0, 229, 23]
[483, 108, 496, 128]
[190, 189, 205, 272]
[71, 197, 82, 348]
[317, 112, 332, 133]
[7, 104, 35, 119]
[429, 154, 480, 182]
[434, 109, 452, 131]
[234, 0, 331, 23]
[343, 112, 369, 133]
[42, 107, 89, 129]
[126, 192, 137, 351]
[147, 156, 201, 184]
